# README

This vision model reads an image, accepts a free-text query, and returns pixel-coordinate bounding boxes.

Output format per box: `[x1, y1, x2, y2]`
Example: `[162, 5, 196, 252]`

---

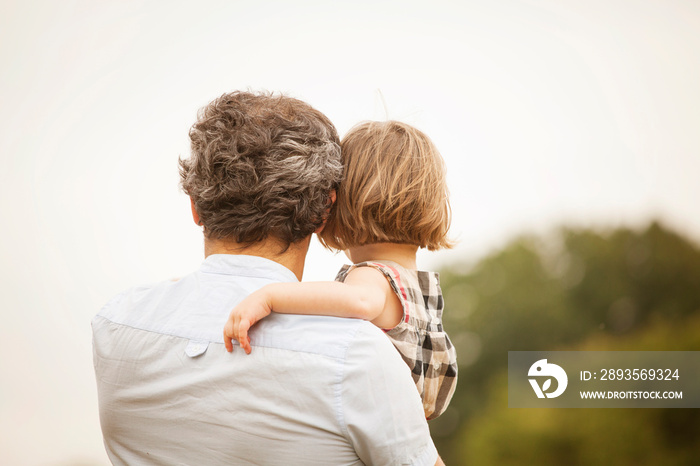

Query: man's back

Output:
[93, 255, 437, 465]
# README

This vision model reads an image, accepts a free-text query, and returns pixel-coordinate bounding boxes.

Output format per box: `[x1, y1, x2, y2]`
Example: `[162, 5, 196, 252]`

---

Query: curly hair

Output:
[179, 91, 342, 247]
[319, 120, 453, 251]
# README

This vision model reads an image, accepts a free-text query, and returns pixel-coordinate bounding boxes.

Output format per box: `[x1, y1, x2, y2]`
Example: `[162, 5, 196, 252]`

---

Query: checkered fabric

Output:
[336, 260, 458, 420]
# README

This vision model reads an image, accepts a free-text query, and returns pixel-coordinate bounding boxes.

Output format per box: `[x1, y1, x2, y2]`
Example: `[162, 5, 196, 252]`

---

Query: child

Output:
[223, 120, 458, 420]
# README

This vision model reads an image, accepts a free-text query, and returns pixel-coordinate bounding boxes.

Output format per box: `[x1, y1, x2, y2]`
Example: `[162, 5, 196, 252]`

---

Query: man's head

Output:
[179, 91, 342, 250]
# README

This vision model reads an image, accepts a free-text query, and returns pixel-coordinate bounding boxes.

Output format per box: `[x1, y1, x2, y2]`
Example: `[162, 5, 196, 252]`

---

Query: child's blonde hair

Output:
[319, 120, 453, 251]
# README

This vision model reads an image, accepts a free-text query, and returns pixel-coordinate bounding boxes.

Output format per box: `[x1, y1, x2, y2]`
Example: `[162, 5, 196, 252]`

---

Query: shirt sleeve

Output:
[340, 323, 438, 466]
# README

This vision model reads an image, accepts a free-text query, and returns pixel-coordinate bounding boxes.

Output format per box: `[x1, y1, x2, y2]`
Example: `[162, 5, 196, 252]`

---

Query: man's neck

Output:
[204, 236, 310, 281]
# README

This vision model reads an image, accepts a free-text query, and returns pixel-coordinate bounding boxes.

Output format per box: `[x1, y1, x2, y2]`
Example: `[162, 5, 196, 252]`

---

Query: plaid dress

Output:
[336, 260, 458, 420]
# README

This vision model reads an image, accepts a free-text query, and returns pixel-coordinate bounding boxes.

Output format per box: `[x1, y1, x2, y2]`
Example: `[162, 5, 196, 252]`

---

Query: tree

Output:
[431, 222, 700, 464]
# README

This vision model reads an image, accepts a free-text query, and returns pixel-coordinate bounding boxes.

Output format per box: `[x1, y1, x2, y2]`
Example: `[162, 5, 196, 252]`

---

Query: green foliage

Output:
[431, 222, 700, 465]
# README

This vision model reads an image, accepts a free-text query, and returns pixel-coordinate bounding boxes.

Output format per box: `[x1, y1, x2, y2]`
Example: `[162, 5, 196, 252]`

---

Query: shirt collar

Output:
[199, 254, 299, 283]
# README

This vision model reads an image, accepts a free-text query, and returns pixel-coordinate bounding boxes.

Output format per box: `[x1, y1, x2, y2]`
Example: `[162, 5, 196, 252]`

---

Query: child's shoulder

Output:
[335, 260, 409, 282]
[339, 259, 437, 282]
[336, 260, 439, 308]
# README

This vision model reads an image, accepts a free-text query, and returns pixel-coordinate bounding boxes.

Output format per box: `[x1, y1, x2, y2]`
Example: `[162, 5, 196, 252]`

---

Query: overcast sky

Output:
[1, 0, 699, 463]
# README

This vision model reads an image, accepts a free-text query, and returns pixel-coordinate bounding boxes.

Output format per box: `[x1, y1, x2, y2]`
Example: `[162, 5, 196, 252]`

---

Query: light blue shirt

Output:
[93, 254, 438, 465]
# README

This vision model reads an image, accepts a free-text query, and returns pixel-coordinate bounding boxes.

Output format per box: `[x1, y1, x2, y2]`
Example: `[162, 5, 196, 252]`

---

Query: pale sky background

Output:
[1, 0, 699, 464]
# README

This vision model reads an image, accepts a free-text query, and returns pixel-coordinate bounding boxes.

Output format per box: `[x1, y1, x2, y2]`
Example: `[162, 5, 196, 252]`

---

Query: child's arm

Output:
[223, 266, 403, 354]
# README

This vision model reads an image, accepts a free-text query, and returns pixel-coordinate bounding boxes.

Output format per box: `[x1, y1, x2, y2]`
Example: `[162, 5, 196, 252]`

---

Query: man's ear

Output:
[314, 189, 336, 234]
[190, 197, 202, 226]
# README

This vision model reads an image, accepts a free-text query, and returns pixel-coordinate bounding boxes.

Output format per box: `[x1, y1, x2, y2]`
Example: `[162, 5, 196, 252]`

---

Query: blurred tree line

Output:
[431, 222, 700, 465]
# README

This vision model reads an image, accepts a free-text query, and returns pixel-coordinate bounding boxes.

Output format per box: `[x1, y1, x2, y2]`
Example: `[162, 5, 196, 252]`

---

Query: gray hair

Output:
[179, 91, 342, 248]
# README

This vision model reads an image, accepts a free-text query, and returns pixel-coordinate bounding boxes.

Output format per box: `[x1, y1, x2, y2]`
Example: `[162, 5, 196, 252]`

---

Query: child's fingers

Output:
[238, 320, 251, 355]
[237, 337, 251, 355]
[223, 321, 235, 352]
[242, 336, 252, 355]
[241, 339, 251, 355]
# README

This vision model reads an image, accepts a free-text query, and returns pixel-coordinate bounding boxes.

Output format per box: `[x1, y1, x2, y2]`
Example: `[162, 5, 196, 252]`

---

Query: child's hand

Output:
[223, 289, 273, 354]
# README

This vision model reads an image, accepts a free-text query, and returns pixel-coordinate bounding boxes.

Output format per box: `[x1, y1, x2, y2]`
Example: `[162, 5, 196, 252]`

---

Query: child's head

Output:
[319, 120, 453, 252]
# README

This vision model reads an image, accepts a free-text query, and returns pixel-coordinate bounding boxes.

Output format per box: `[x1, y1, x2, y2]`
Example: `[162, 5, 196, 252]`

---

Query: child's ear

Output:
[190, 197, 202, 226]
[314, 190, 336, 234]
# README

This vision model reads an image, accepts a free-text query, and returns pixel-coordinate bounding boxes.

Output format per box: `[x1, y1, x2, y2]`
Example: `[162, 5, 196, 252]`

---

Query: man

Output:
[93, 91, 442, 465]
